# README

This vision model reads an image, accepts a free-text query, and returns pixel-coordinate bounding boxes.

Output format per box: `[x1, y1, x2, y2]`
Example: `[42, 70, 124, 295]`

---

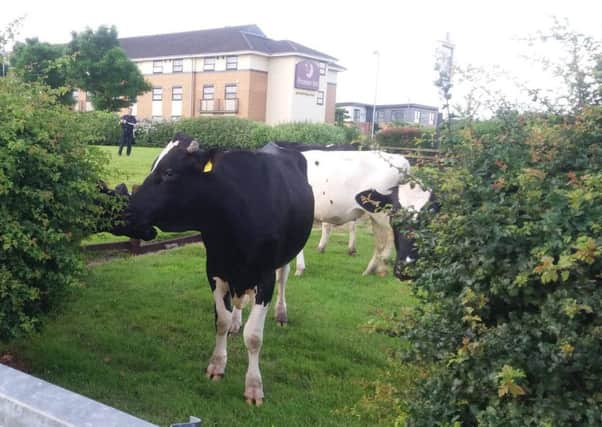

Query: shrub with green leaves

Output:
[132, 117, 346, 148]
[399, 108, 602, 425]
[375, 126, 436, 148]
[0, 77, 108, 340]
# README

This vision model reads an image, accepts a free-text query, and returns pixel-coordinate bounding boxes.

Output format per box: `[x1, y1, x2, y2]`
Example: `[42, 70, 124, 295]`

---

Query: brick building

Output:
[112, 24, 343, 124]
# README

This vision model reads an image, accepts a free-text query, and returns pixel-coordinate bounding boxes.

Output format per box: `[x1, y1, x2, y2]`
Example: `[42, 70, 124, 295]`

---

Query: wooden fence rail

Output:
[83, 233, 203, 255]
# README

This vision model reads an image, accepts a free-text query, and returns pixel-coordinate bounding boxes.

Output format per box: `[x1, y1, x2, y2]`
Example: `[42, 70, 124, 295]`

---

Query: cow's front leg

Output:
[244, 271, 274, 405]
[348, 220, 357, 256]
[206, 276, 232, 381]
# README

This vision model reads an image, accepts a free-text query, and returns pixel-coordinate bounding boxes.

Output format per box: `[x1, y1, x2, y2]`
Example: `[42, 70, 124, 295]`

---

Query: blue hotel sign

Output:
[294, 60, 320, 91]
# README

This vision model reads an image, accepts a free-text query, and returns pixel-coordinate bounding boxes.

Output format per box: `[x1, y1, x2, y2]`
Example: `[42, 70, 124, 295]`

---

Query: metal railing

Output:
[200, 98, 239, 113]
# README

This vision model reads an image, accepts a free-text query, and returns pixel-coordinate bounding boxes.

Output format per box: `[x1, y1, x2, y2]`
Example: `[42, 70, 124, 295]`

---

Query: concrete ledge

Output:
[0, 364, 158, 427]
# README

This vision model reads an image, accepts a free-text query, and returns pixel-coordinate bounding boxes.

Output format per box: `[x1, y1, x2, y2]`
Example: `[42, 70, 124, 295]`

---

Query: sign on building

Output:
[295, 60, 319, 91]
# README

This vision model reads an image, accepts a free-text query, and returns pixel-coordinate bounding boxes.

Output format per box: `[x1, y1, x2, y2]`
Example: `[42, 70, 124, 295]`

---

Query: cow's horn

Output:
[187, 140, 199, 153]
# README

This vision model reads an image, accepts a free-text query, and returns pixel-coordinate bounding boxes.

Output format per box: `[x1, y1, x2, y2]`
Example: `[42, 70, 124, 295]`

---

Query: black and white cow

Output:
[355, 182, 437, 279]
[112, 134, 314, 405]
[290, 148, 411, 276]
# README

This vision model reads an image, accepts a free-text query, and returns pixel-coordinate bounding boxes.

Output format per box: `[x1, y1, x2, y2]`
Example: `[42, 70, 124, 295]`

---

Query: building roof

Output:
[119, 24, 338, 62]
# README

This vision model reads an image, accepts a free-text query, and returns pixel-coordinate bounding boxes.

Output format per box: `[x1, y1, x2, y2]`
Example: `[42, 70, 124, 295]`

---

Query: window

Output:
[171, 115, 181, 121]
[225, 84, 237, 99]
[391, 110, 403, 122]
[428, 112, 436, 125]
[153, 60, 163, 74]
[152, 87, 163, 101]
[376, 111, 385, 122]
[202, 85, 215, 100]
[353, 109, 360, 122]
[226, 56, 238, 70]
[172, 86, 183, 101]
[173, 59, 183, 73]
[317, 91, 324, 105]
[319, 62, 326, 75]
[72, 90, 79, 101]
[414, 110, 422, 123]
[152, 116, 163, 122]
[203, 57, 216, 71]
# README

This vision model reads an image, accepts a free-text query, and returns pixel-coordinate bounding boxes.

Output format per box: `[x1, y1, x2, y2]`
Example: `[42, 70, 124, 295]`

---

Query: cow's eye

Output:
[164, 168, 174, 178]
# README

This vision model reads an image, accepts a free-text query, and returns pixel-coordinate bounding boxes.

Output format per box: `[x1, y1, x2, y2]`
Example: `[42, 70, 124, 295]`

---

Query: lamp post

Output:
[371, 50, 380, 140]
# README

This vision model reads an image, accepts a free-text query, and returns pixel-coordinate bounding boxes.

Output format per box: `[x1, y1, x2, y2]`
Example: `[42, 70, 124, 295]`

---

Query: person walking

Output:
[118, 108, 137, 156]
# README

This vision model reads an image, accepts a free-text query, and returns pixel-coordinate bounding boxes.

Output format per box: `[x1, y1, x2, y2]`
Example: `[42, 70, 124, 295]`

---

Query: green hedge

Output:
[375, 126, 436, 148]
[80, 114, 347, 148]
[0, 78, 109, 340]
[398, 108, 602, 425]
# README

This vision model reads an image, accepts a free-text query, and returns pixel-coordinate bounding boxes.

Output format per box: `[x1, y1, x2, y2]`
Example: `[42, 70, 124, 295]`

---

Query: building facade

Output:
[117, 25, 343, 124]
[337, 102, 440, 134]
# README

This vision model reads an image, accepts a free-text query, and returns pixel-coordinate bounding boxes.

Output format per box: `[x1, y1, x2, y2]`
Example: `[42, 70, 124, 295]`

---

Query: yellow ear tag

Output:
[203, 160, 213, 173]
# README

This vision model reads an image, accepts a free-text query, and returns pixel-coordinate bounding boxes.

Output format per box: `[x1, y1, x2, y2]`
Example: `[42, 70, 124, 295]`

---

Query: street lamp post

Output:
[371, 50, 380, 140]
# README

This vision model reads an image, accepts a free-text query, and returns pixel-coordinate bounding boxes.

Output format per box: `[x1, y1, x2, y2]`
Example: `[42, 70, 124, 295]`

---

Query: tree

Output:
[0, 17, 24, 78]
[521, 17, 602, 114]
[10, 38, 73, 105]
[67, 26, 150, 111]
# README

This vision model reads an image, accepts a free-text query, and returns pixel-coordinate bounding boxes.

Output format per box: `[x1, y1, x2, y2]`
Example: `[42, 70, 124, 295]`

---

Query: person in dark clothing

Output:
[118, 108, 137, 156]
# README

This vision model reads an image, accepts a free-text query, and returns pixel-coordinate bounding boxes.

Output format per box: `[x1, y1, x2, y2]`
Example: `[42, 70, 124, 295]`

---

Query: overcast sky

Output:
[3, 0, 602, 110]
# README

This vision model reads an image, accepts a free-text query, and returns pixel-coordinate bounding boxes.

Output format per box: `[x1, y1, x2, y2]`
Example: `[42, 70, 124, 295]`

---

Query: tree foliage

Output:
[66, 25, 150, 111]
[10, 38, 73, 105]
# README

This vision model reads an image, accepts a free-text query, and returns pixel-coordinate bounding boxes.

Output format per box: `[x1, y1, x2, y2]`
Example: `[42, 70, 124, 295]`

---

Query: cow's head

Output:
[355, 183, 436, 280]
[113, 135, 217, 240]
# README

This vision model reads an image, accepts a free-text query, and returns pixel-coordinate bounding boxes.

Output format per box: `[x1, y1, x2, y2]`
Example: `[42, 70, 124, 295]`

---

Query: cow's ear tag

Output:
[203, 160, 213, 173]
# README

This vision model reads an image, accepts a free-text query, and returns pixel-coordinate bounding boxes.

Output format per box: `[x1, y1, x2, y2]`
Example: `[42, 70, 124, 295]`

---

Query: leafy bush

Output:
[375, 126, 436, 149]
[398, 108, 602, 425]
[131, 117, 347, 148]
[0, 77, 109, 340]
[76, 111, 121, 145]
[268, 121, 346, 145]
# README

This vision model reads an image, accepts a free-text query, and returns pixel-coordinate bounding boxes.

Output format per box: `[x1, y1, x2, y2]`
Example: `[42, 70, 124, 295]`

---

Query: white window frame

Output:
[203, 57, 216, 72]
[153, 60, 163, 74]
[319, 62, 326, 75]
[152, 87, 163, 101]
[172, 86, 183, 101]
[173, 59, 183, 73]
[316, 90, 324, 105]
[225, 84, 237, 100]
[414, 110, 421, 123]
[202, 85, 215, 100]
[226, 56, 238, 71]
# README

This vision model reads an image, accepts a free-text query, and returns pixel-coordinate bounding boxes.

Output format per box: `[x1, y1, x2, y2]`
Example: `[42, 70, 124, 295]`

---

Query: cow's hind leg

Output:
[274, 264, 290, 325]
[294, 249, 305, 277]
[206, 276, 232, 381]
[317, 222, 333, 253]
[244, 270, 274, 405]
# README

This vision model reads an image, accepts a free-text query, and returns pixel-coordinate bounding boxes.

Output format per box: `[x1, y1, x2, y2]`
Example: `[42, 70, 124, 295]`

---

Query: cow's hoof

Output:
[317, 246, 325, 253]
[206, 355, 226, 380]
[348, 248, 357, 256]
[294, 269, 304, 277]
[244, 377, 264, 406]
[275, 305, 288, 325]
[377, 270, 387, 277]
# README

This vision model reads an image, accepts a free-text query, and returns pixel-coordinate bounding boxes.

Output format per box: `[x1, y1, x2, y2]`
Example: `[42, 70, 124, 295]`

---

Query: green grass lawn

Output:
[1, 228, 415, 426]
[94, 144, 162, 189]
